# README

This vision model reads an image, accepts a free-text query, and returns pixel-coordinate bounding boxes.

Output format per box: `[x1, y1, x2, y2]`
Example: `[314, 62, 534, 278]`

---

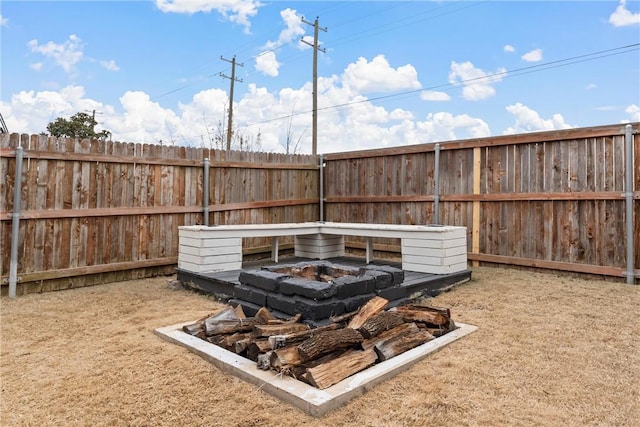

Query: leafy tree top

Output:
[46, 112, 111, 140]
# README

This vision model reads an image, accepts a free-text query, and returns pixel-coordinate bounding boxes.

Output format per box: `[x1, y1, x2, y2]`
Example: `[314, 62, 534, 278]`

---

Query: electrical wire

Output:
[237, 43, 640, 128]
[165, 42, 639, 144]
[151, 1, 486, 101]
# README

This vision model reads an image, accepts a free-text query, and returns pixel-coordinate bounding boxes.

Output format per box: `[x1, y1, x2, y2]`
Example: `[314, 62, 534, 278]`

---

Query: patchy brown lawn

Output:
[1, 266, 639, 426]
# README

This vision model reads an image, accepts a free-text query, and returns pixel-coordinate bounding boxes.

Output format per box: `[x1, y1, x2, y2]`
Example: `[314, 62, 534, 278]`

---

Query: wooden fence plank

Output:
[1, 123, 637, 295]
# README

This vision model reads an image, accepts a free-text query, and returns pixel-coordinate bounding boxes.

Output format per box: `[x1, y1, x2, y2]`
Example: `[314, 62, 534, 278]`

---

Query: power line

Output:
[150, 1, 486, 102]
[155, 42, 638, 146]
[238, 43, 640, 129]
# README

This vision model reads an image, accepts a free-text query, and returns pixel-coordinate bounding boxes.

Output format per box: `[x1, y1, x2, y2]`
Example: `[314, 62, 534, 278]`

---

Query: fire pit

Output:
[230, 261, 407, 326]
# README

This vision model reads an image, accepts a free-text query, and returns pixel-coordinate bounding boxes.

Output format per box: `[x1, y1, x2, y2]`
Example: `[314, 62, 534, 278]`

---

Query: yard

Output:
[1, 266, 638, 426]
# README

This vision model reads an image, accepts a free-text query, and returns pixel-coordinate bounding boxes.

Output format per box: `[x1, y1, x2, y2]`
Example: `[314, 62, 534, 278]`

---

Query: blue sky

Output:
[1, 0, 639, 153]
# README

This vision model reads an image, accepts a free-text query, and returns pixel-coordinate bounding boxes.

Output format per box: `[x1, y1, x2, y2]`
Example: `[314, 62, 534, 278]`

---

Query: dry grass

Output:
[1, 267, 639, 426]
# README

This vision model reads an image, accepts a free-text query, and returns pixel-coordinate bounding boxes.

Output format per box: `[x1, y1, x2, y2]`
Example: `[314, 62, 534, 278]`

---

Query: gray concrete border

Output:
[154, 321, 477, 417]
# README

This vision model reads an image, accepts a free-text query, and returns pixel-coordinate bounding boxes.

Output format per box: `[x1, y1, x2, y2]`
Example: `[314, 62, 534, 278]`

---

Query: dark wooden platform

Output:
[176, 256, 472, 303]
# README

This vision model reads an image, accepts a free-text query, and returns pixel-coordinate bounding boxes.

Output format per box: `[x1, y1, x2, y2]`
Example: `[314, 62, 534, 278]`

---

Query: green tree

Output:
[46, 112, 111, 140]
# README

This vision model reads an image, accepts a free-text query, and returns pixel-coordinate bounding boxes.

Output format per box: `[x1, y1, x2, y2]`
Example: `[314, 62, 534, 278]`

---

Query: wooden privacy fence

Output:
[322, 123, 639, 282]
[0, 133, 319, 295]
[1, 122, 638, 295]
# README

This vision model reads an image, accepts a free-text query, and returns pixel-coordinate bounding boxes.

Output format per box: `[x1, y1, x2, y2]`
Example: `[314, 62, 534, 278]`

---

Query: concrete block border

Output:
[154, 321, 478, 417]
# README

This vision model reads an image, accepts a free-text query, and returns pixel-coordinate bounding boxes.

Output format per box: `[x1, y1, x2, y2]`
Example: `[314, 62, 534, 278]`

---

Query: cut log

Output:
[358, 311, 405, 339]
[302, 348, 378, 389]
[182, 321, 205, 336]
[246, 339, 271, 361]
[284, 313, 302, 324]
[202, 307, 243, 335]
[268, 322, 344, 350]
[330, 310, 357, 323]
[233, 304, 247, 319]
[219, 332, 254, 351]
[234, 337, 253, 354]
[269, 345, 303, 370]
[253, 323, 310, 337]
[289, 350, 346, 381]
[207, 307, 241, 322]
[207, 335, 226, 346]
[297, 328, 364, 362]
[371, 323, 435, 361]
[391, 304, 451, 327]
[204, 318, 255, 336]
[347, 296, 389, 330]
[257, 351, 273, 370]
[360, 322, 418, 350]
[254, 307, 276, 325]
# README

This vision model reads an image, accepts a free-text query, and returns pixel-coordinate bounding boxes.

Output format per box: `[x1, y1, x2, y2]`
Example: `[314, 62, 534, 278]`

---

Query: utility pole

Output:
[220, 55, 243, 151]
[0, 112, 8, 133]
[85, 109, 102, 133]
[301, 16, 326, 155]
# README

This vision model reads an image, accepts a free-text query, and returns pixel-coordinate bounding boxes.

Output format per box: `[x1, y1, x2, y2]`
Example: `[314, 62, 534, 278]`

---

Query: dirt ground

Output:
[1, 266, 639, 426]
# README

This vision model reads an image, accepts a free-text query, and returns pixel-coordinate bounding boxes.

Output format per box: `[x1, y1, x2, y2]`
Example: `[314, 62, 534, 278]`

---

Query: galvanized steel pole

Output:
[433, 143, 441, 225]
[319, 154, 324, 222]
[203, 157, 210, 226]
[624, 124, 636, 284]
[8, 146, 23, 298]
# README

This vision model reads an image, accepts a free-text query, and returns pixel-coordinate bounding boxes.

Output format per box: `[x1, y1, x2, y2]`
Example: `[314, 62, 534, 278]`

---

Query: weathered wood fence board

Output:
[1, 134, 319, 294]
[323, 123, 639, 281]
[1, 123, 638, 295]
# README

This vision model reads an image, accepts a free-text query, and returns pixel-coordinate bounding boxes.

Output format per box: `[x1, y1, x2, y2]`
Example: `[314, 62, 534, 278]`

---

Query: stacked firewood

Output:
[182, 296, 456, 389]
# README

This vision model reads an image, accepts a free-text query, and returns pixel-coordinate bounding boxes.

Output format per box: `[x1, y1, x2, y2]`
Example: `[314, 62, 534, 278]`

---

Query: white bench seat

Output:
[178, 222, 468, 275]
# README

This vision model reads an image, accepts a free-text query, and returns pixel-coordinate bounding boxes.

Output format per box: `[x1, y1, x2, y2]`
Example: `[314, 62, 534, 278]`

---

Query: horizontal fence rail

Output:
[1, 122, 638, 295]
[322, 123, 639, 282]
[0, 133, 319, 295]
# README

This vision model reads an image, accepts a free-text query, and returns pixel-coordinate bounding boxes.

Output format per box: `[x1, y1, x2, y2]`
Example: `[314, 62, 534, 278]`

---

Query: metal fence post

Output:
[624, 124, 636, 284]
[433, 143, 441, 225]
[8, 146, 24, 298]
[203, 157, 210, 226]
[319, 154, 324, 222]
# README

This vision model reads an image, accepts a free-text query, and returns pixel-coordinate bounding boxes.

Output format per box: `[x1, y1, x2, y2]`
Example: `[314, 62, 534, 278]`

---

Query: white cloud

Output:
[117, 91, 182, 143]
[9, 52, 601, 155]
[521, 48, 543, 62]
[0, 86, 105, 134]
[155, 0, 263, 33]
[342, 55, 421, 93]
[255, 51, 280, 77]
[254, 8, 304, 77]
[448, 61, 506, 101]
[503, 102, 573, 134]
[625, 104, 640, 121]
[585, 83, 597, 90]
[30, 63, 43, 71]
[100, 60, 120, 72]
[0, 14, 8, 26]
[503, 44, 515, 53]
[609, 0, 640, 26]
[276, 8, 305, 46]
[0, 74, 471, 154]
[28, 34, 84, 73]
[300, 35, 314, 50]
[420, 91, 450, 101]
[417, 112, 491, 141]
